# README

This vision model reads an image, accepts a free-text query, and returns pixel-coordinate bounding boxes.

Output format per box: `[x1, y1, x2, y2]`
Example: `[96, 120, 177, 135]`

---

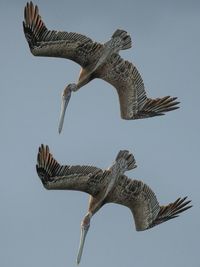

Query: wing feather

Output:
[149, 197, 192, 228]
[36, 144, 104, 196]
[107, 175, 192, 231]
[23, 2, 102, 67]
[98, 53, 179, 119]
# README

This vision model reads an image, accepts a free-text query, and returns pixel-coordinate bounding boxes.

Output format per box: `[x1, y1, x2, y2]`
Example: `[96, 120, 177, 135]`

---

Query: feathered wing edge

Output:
[23, 2, 93, 48]
[36, 144, 60, 186]
[36, 144, 104, 195]
[98, 53, 180, 119]
[107, 174, 192, 231]
[148, 196, 192, 229]
[23, 2, 96, 66]
[23, 1, 48, 50]
[135, 96, 180, 119]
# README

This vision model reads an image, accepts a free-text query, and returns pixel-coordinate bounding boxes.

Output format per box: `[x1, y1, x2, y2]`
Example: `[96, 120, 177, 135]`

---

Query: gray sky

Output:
[1, 0, 199, 266]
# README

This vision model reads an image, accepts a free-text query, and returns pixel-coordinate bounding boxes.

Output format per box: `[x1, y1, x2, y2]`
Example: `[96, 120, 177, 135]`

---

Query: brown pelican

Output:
[36, 145, 192, 264]
[23, 2, 180, 133]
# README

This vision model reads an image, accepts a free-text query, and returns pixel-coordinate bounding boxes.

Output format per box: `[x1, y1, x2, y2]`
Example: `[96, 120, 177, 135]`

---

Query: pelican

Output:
[36, 145, 192, 264]
[23, 2, 180, 133]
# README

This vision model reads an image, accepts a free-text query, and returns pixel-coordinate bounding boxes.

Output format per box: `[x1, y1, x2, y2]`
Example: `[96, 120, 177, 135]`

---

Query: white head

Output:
[58, 83, 77, 134]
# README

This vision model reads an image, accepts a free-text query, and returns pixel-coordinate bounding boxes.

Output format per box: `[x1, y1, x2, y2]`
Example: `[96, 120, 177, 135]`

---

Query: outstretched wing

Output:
[36, 144, 104, 196]
[98, 53, 179, 119]
[23, 2, 103, 67]
[107, 175, 192, 231]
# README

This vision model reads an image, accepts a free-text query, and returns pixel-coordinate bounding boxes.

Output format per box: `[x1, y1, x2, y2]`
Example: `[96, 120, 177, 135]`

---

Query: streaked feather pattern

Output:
[149, 196, 192, 228]
[99, 54, 180, 119]
[36, 144, 104, 195]
[23, 1, 102, 67]
[107, 175, 192, 231]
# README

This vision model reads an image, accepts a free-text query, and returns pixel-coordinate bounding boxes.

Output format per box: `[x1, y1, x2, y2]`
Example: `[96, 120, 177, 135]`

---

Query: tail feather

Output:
[93, 29, 132, 71]
[115, 150, 137, 172]
[112, 29, 132, 50]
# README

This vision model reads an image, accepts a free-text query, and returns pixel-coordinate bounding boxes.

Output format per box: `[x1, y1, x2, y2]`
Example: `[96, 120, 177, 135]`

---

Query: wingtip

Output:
[173, 196, 193, 215]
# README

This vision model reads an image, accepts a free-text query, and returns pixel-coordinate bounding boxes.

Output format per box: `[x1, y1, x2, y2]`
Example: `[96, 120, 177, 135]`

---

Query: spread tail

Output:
[93, 29, 131, 71]
[115, 150, 137, 172]
[112, 29, 132, 50]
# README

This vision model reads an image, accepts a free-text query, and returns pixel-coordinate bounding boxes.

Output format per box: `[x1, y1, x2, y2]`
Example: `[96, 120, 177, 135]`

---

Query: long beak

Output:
[76, 226, 89, 265]
[58, 90, 71, 134]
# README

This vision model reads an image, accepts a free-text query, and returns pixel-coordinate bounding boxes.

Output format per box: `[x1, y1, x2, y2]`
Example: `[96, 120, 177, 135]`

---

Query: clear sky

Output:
[1, 0, 199, 266]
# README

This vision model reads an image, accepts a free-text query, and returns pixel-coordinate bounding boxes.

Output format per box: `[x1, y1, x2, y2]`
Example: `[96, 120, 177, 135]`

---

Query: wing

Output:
[36, 144, 104, 196]
[23, 2, 103, 67]
[98, 53, 179, 119]
[107, 175, 192, 231]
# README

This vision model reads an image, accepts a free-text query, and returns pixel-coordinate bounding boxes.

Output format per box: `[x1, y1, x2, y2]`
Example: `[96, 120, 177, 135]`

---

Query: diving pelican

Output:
[23, 2, 180, 133]
[36, 145, 192, 264]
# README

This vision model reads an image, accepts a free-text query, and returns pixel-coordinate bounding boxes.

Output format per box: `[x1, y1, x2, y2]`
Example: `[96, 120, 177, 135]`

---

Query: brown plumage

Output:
[23, 2, 179, 133]
[36, 145, 192, 263]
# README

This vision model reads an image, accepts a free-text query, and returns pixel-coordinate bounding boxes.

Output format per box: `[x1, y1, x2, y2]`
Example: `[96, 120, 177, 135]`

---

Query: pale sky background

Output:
[1, 1, 199, 267]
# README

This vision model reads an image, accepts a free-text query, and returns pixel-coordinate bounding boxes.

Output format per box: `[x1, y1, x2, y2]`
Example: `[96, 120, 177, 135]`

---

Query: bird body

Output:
[23, 2, 180, 133]
[36, 145, 192, 263]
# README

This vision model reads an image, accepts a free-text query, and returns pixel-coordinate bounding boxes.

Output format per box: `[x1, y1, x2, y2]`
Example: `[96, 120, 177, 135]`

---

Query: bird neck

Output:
[88, 195, 105, 216]
[82, 211, 92, 227]
[77, 77, 90, 89]
[77, 68, 94, 89]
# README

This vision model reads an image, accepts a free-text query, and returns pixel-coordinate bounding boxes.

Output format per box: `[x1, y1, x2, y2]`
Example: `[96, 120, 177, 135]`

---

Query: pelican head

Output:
[58, 83, 77, 134]
[77, 213, 91, 265]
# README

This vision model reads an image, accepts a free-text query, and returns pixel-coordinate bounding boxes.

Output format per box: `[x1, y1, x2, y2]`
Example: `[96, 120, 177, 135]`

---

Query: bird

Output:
[23, 2, 180, 133]
[36, 144, 192, 264]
